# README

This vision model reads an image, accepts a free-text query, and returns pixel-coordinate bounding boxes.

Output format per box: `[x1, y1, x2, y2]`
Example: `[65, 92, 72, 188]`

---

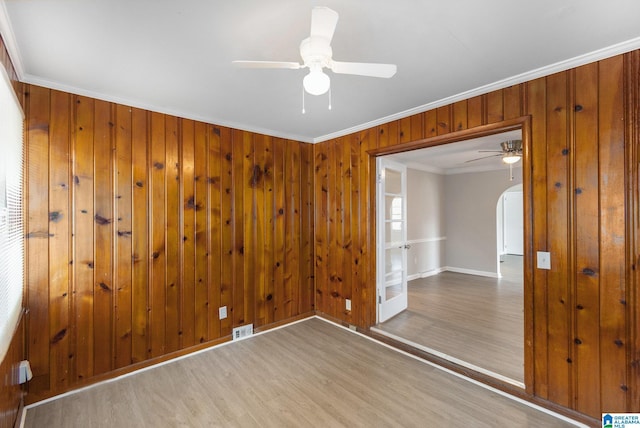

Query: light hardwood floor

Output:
[23, 317, 581, 427]
[375, 255, 524, 384]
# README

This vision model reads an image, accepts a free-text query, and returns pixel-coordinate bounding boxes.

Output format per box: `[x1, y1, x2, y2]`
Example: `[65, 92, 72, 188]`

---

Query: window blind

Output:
[0, 65, 24, 364]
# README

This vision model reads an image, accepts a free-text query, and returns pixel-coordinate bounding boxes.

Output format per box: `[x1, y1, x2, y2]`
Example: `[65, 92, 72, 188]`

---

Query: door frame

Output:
[366, 116, 534, 394]
[376, 157, 409, 323]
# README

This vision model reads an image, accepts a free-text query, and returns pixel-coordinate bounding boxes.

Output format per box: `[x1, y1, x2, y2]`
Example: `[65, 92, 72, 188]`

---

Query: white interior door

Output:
[377, 158, 408, 323]
[503, 191, 524, 255]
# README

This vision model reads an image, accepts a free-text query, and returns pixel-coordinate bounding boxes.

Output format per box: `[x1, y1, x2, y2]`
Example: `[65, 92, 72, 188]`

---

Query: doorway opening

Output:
[372, 124, 529, 388]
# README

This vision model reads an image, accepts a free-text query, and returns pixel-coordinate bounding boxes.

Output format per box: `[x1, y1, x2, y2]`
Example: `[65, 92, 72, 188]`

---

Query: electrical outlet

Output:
[537, 251, 551, 270]
[219, 306, 227, 320]
[345, 299, 352, 311]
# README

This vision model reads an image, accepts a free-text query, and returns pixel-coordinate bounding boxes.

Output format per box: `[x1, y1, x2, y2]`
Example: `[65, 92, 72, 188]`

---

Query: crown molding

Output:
[0, 0, 24, 79]
[312, 36, 640, 144]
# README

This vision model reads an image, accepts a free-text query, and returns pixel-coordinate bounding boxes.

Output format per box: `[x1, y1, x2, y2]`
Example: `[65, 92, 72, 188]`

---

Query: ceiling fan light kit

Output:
[303, 65, 330, 95]
[502, 154, 521, 164]
[233, 6, 397, 112]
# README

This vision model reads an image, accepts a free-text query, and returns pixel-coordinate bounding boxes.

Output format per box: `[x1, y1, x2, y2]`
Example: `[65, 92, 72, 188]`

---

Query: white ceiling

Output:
[2, 1, 640, 144]
[387, 129, 522, 174]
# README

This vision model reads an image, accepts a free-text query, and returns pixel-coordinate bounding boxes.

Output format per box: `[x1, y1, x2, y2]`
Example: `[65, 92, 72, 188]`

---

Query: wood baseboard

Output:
[26, 312, 316, 406]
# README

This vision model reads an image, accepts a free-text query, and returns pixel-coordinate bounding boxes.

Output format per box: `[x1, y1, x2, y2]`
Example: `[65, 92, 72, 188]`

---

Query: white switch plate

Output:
[219, 306, 227, 320]
[537, 251, 551, 270]
[345, 299, 351, 311]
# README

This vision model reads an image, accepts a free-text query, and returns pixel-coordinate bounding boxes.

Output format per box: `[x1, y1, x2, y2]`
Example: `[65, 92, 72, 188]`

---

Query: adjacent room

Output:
[373, 130, 526, 386]
[1, 2, 639, 427]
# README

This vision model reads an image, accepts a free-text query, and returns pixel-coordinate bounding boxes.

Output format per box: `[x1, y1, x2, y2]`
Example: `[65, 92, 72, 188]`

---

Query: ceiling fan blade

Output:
[465, 154, 502, 163]
[310, 7, 339, 43]
[232, 60, 302, 69]
[330, 61, 397, 78]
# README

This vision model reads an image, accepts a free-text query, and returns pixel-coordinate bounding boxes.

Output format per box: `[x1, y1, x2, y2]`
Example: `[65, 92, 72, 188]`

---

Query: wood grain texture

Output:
[376, 265, 525, 384]
[24, 318, 581, 428]
[19, 50, 640, 421]
[313, 52, 639, 419]
[0, 315, 24, 428]
[23, 86, 314, 403]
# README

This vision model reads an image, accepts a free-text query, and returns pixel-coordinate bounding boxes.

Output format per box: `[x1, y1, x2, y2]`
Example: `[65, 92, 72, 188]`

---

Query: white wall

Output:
[406, 165, 523, 279]
[444, 167, 522, 275]
[406, 168, 446, 279]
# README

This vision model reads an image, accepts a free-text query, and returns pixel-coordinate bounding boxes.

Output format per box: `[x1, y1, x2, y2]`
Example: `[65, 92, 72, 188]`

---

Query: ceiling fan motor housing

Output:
[500, 140, 522, 154]
[300, 37, 333, 69]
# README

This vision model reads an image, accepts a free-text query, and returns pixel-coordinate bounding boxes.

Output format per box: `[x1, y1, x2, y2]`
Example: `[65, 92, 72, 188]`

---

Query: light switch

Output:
[219, 306, 227, 320]
[537, 251, 551, 270]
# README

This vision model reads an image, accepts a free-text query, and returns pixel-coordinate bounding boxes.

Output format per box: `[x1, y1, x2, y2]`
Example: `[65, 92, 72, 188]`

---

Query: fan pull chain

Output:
[328, 87, 332, 110]
[509, 163, 514, 181]
[302, 86, 306, 114]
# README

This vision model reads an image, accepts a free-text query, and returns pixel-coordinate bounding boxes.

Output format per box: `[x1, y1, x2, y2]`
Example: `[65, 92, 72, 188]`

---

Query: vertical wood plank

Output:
[207, 126, 222, 340]
[273, 138, 286, 322]
[25, 85, 51, 394]
[263, 136, 275, 324]
[164, 115, 180, 354]
[131, 108, 150, 363]
[598, 55, 628, 412]
[339, 136, 352, 322]
[48, 90, 70, 392]
[399, 117, 411, 144]
[358, 129, 374, 327]
[453, 101, 468, 132]
[73, 95, 95, 382]
[504, 85, 523, 120]
[114, 104, 132, 368]
[181, 118, 196, 347]
[194, 121, 209, 343]
[149, 112, 166, 358]
[300, 142, 315, 314]
[545, 73, 572, 407]
[424, 110, 438, 138]
[219, 127, 233, 336]
[313, 142, 328, 318]
[526, 77, 549, 399]
[241, 131, 256, 326]
[92, 99, 113, 376]
[253, 134, 267, 327]
[327, 141, 338, 318]
[625, 49, 640, 413]
[410, 113, 425, 141]
[436, 106, 451, 135]
[232, 130, 246, 326]
[379, 120, 399, 148]
[486, 90, 504, 123]
[572, 63, 601, 416]
[467, 95, 484, 128]
[285, 139, 301, 318]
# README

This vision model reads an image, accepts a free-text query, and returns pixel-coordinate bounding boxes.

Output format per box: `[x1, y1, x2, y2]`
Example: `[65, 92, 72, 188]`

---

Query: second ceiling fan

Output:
[233, 6, 397, 97]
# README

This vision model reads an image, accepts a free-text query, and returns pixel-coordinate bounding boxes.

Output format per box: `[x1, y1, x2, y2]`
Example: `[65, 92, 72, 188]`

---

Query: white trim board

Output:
[409, 266, 499, 280]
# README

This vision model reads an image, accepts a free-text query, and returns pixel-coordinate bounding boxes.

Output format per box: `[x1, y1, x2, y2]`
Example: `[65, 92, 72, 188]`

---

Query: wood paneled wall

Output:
[314, 51, 639, 418]
[24, 85, 315, 401]
[20, 46, 639, 419]
[0, 315, 24, 428]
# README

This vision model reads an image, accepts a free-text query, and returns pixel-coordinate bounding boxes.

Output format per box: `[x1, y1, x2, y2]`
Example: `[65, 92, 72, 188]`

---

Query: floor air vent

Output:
[232, 324, 253, 341]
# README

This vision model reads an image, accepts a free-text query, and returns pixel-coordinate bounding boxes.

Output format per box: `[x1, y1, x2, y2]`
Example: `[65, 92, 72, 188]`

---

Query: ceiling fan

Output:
[465, 140, 523, 164]
[232, 6, 397, 98]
